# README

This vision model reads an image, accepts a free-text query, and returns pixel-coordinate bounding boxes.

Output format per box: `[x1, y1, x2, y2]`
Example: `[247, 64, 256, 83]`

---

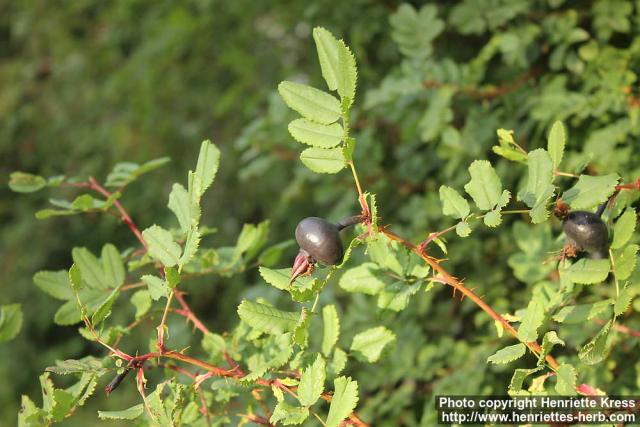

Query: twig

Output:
[87, 177, 148, 250]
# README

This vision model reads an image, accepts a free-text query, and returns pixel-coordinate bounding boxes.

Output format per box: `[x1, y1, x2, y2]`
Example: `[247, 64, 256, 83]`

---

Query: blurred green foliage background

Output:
[2, 0, 640, 425]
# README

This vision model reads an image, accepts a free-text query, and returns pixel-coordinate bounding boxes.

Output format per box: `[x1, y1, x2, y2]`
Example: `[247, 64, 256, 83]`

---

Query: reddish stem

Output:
[174, 292, 210, 334]
[87, 177, 148, 250]
[379, 227, 560, 370]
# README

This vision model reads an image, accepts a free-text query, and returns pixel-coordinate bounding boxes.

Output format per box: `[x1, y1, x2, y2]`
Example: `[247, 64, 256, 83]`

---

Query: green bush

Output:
[3, 1, 640, 426]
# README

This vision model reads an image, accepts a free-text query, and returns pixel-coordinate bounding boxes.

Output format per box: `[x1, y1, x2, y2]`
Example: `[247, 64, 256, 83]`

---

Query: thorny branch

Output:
[77, 176, 370, 426]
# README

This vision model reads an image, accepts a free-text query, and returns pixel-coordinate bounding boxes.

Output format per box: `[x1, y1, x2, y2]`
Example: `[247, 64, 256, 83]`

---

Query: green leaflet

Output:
[517, 149, 555, 224]
[389, 4, 444, 60]
[339, 263, 385, 295]
[578, 320, 611, 365]
[537, 331, 565, 366]
[562, 173, 619, 209]
[464, 160, 506, 211]
[101, 244, 125, 288]
[612, 209, 637, 249]
[517, 296, 545, 342]
[191, 140, 221, 199]
[612, 244, 638, 280]
[439, 185, 470, 219]
[492, 129, 528, 163]
[168, 183, 195, 233]
[130, 290, 151, 319]
[141, 275, 170, 300]
[8, 171, 47, 193]
[350, 326, 395, 363]
[91, 287, 119, 326]
[614, 283, 633, 317]
[33, 271, 73, 300]
[288, 119, 343, 148]
[237, 300, 299, 335]
[547, 120, 566, 169]
[0, 304, 23, 343]
[299, 147, 346, 174]
[509, 366, 543, 395]
[104, 157, 171, 188]
[142, 225, 182, 267]
[325, 376, 359, 427]
[297, 355, 326, 407]
[278, 81, 341, 125]
[312, 27, 357, 102]
[322, 305, 340, 356]
[555, 364, 577, 395]
[487, 343, 526, 364]
[552, 300, 613, 324]
[97, 404, 144, 420]
[562, 258, 611, 284]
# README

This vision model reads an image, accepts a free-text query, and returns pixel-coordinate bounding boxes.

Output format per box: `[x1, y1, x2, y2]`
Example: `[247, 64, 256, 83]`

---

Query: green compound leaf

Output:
[562, 258, 610, 284]
[299, 147, 346, 174]
[142, 225, 182, 267]
[8, 171, 47, 193]
[552, 300, 613, 324]
[547, 120, 566, 169]
[350, 326, 395, 363]
[98, 404, 144, 420]
[278, 81, 341, 125]
[322, 305, 340, 356]
[297, 355, 326, 407]
[339, 263, 385, 295]
[325, 376, 359, 427]
[518, 149, 555, 224]
[561, 173, 619, 209]
[517, 296, 545, 342]
[612, 209, 637, 249]
[0, 304, 23, 342]
[487, 343, 526, 364]
[288, 119, 343, 148]
[439, 185, 470, 219]
[464, 160, 504, 211]
[237, 300, 299, 335]
[555, 364, 577, 395]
